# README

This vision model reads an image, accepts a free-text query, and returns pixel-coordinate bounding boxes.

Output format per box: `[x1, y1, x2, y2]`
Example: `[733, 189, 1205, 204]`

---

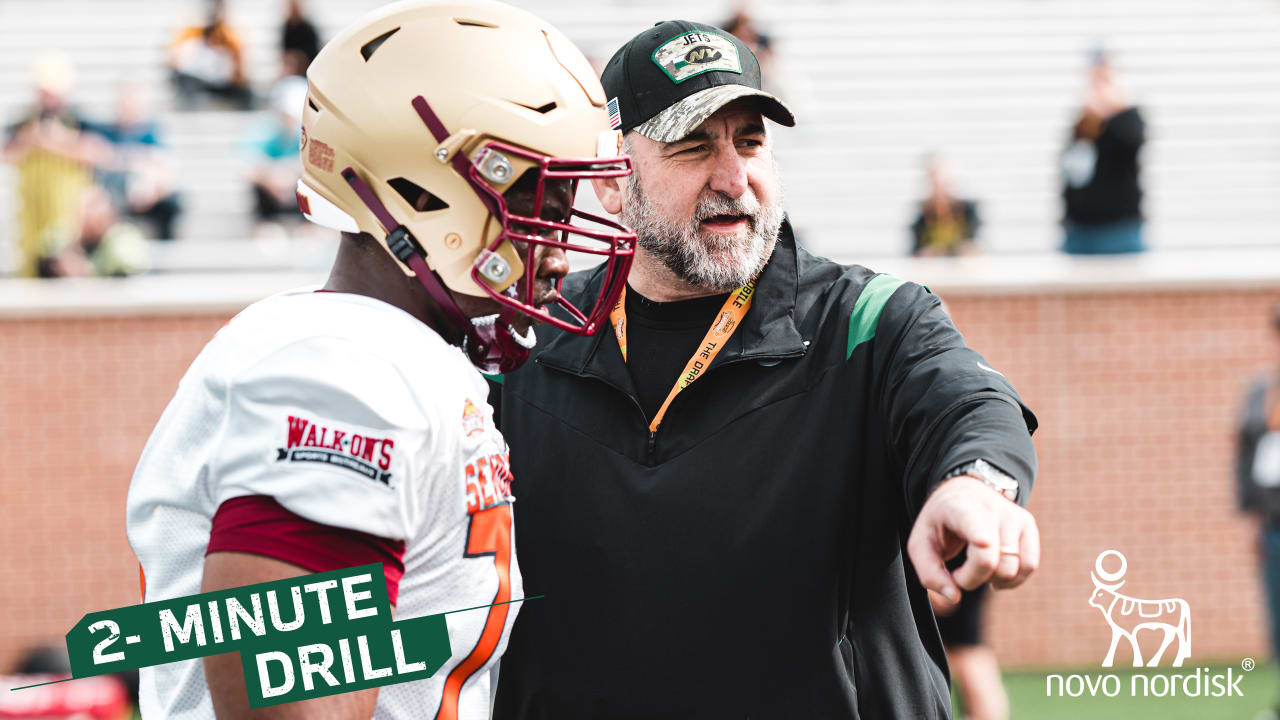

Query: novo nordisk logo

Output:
[1046, 549, 1247, 699]
[1089, 550, 1191, 668]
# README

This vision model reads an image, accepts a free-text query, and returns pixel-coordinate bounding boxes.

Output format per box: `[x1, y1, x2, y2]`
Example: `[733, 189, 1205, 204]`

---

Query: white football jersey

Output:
[126, 289, 522, 720]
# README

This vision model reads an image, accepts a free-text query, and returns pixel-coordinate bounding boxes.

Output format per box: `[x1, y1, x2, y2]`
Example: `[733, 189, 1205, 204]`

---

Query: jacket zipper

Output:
[643, 350, 806, 463]
[538, 360, 654, 453]
[539, 348, 807, 465]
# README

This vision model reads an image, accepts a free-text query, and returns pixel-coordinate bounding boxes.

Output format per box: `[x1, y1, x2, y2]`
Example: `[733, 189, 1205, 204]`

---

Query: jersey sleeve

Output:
[211, 335, 439, 543]
[207, 495, 408, 603]
[861, 278, 1039, 518]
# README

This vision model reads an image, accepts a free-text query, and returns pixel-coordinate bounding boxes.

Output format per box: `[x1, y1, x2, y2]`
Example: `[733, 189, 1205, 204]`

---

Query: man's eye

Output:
[676, 145, 706, 155]
[512, 223, 556, 239]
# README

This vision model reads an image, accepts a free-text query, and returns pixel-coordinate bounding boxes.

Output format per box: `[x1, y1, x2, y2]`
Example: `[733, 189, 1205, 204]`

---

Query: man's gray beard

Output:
[618, 177, 784, 292]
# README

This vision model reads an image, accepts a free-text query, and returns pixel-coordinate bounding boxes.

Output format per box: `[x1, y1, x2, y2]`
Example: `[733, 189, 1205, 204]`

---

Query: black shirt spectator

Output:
[1063, 106, 1146, 225]
[282, 0, 321, 71]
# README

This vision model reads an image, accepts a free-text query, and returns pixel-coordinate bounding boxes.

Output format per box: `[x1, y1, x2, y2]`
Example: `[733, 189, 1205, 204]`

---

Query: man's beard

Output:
[618, 175, 784, 292]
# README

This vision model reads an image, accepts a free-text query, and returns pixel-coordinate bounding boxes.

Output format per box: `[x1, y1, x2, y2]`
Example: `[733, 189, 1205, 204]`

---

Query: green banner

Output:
[63, 564, 454, 708]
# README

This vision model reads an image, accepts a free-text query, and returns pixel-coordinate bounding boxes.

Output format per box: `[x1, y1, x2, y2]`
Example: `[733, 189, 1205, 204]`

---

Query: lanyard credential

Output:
[609, 281, 755, 432]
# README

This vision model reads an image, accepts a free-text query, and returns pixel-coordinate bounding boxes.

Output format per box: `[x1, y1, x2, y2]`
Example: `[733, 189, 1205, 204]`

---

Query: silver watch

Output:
[946, 459, 1018, 501]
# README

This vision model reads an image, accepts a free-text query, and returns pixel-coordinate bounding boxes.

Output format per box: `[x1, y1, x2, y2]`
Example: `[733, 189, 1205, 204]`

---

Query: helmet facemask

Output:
[340, 95, 635, 374]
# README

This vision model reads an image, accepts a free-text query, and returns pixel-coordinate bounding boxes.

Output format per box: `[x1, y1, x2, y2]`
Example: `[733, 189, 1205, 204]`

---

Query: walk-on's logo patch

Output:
[651, 31, 742, 84]
[277, 415, 395, 485]
[462, 399, 486, 438]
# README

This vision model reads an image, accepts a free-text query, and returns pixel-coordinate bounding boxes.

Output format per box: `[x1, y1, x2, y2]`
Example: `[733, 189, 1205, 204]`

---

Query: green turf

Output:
[951, 662, 1279, 719]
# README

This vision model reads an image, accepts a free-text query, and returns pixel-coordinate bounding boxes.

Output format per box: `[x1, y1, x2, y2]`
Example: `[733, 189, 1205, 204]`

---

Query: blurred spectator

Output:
[721, 5, 811, 122]
[90, 84, 182, 240]
[930, 561, 1009, 720]
[723, 8, 772, 59]
[3, 50, 106, 277]
[244, 76, 306, 235]
[911, 153, 980, 256]
[1060, 49, 1146, 254]
[169, 0, 252, 110]
[36, 185, 150, 278]
[282, 0, 322, 74]
[1237, 301, 1280, 720]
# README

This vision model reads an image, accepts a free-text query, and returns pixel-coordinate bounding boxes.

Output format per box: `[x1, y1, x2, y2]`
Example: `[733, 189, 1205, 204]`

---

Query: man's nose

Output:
[534, 244, 570, 281]
[707, 144, 749, 198]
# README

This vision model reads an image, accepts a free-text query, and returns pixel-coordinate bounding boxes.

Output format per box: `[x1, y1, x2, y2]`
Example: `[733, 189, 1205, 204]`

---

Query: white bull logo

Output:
[1088, 550, 1191, 667]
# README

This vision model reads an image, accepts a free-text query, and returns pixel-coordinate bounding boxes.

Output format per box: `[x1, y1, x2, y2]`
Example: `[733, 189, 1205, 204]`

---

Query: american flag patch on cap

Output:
[606, 97, 621, 129]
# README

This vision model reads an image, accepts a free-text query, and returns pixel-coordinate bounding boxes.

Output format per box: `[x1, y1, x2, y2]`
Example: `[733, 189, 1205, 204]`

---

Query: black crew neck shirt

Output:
[623, 285, 731, 421]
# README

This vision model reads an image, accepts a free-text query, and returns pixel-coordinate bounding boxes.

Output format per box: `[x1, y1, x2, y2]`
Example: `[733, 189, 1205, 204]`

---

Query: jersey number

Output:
[434, 504, 513, 720]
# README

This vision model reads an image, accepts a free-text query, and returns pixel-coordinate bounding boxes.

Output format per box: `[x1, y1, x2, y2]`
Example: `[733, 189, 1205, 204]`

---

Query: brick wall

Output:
[0, 287, 1276, 673]
[0, 315, 228, 673]
[951, 290, 1278, 668]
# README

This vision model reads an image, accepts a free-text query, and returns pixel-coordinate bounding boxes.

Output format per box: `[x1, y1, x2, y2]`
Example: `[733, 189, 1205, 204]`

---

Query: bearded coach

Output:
[489, 20, 1040, 719]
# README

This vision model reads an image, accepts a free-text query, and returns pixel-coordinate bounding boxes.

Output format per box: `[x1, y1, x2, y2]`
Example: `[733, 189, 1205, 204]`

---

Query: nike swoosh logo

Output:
[977, 362, 1005, 378]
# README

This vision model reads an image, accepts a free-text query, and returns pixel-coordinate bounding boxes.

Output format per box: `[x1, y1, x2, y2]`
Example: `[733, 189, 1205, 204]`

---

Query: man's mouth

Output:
[700, 213, 751, 233]
[532, 287, 560, 310]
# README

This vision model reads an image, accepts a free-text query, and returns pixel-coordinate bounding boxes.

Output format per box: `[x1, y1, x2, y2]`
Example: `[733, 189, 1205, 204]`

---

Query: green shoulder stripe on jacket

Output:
[482, 373, 504, 385]
[846, 273, 906, 359]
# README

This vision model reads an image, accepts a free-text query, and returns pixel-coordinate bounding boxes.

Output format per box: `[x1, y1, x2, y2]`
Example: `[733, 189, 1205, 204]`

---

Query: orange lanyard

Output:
[610, 282, 755, 432]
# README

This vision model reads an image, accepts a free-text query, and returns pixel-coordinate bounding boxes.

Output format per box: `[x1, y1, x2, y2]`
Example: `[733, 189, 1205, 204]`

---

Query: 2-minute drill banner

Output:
[59, 564, 453, 707]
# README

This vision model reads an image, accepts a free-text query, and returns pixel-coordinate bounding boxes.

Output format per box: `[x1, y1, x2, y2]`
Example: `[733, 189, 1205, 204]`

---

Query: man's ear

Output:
[591, 175, 623, 215]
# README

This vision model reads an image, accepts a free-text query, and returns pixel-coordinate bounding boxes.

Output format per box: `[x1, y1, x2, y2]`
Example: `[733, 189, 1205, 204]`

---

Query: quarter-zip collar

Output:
[537, 217, 807, 382]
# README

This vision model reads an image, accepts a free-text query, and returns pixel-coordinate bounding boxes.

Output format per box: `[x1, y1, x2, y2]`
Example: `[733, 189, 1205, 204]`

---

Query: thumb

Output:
[907, 522, 961, 605]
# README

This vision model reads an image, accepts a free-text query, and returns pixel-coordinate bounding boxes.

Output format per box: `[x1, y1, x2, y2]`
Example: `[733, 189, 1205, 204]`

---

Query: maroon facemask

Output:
[341, 96, 635, 374]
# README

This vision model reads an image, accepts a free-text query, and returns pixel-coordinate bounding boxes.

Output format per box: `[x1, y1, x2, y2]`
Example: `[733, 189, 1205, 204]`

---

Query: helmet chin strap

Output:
[340, 165, 529, 372]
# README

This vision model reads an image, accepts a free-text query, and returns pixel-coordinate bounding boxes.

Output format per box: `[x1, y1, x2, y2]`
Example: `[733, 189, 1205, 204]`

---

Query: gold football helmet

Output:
[297, 0, 634, 371]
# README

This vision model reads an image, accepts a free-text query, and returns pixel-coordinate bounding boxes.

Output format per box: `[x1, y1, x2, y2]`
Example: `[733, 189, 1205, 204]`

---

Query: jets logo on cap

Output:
[651, 31, 742, 84]
[681, 46, 722, 66]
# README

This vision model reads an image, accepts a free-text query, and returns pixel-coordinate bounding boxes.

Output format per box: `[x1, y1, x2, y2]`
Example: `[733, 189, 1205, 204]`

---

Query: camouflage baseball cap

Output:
[601, 20, 795, 143]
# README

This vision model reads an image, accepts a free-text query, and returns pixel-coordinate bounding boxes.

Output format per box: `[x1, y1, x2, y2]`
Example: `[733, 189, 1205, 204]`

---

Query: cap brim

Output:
[632, 85, 796, 143]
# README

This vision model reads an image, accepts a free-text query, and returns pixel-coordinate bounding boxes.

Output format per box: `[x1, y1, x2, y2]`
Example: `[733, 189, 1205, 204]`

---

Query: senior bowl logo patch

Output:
[276, 414, 394, 485]
[462, 398, 486, 438]
[651, 31, 742, 84]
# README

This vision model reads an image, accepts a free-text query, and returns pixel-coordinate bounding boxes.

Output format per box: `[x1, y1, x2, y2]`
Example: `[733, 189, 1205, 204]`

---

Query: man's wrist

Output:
[944, 458, 1018, 502]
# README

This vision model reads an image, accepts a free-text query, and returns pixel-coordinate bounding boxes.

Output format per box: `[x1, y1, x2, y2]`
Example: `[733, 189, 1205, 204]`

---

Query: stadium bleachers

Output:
[0, 0, 1277, 275]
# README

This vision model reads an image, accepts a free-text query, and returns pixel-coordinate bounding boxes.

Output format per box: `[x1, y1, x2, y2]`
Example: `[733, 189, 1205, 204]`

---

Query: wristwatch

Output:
[945, 459, 1019, 502]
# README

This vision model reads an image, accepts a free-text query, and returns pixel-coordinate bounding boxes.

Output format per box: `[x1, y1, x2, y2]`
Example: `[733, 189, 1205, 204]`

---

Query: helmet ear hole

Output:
[387, 177, 449, 212]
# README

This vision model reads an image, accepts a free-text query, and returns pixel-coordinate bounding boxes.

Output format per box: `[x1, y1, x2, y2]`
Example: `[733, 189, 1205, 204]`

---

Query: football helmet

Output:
[298, 0, 635, 372]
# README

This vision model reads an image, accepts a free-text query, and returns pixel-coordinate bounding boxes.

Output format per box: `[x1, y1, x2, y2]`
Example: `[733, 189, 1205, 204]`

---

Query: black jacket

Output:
[1238, 375, 1280, 523]
[1063, 106, 1146, 225]
[490, 222, 1038, 719]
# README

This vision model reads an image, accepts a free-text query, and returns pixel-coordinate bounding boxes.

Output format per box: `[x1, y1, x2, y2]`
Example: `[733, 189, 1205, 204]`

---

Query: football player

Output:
[125, 2, 634, 718]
